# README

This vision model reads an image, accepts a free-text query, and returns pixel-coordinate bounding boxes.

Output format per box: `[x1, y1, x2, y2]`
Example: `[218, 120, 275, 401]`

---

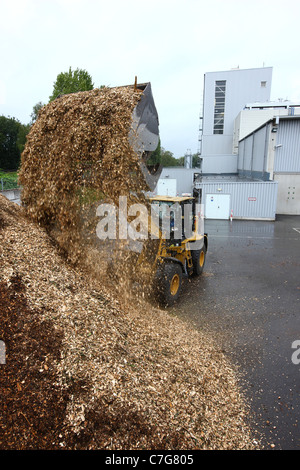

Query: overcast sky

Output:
[1, 0, 300, 157]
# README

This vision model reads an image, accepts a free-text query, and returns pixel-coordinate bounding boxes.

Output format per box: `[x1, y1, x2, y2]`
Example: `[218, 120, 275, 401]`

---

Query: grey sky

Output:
[1, 0, 300, 157]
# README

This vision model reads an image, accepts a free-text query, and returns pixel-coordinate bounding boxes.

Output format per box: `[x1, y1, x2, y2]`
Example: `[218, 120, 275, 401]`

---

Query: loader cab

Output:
[150, 195, 196, 243]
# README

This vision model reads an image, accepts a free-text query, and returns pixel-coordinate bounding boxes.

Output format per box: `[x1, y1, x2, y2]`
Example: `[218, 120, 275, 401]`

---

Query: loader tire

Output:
[155, 262, 183, 306]
[191, 245, 206, 276]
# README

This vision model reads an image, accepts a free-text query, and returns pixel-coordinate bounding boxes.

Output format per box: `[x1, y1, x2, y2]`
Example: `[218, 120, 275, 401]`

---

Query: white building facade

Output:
[200, 67, 273, 160]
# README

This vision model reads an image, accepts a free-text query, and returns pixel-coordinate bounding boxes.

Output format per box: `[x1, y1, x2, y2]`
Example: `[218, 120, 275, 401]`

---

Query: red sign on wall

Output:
[248, 197, 257, 201]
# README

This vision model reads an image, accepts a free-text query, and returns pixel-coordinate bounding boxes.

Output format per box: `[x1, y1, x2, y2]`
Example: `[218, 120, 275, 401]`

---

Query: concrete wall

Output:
[0, 189, 21, 204]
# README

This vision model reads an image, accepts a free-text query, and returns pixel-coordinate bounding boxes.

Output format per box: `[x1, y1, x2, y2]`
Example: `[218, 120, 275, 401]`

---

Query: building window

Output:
[214, 80, 226, 134]
[261, 81, 267, 88]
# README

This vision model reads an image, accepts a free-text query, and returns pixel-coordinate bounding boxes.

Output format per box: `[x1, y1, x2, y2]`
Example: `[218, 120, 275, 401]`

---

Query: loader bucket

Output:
[128, 82, 162, 191]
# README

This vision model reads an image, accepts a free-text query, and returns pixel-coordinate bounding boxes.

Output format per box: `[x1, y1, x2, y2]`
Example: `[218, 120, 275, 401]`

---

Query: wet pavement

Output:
[169, 215, 300, 450]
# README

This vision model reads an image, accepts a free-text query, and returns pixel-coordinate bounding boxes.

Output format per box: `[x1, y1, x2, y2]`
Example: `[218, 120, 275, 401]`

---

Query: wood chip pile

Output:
[1, 87, 259, 449]
[0, 194, 259, 449]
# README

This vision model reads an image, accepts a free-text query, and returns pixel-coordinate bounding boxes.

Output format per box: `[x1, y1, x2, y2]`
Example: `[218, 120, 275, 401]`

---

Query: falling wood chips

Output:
[0, 86, 260, 449]
[18, 86, 156, 288]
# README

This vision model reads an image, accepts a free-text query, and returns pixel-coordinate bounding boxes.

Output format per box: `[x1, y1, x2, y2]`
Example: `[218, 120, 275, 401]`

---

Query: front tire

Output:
[191, 245, 206, 276]
[155, 262, 183, 306]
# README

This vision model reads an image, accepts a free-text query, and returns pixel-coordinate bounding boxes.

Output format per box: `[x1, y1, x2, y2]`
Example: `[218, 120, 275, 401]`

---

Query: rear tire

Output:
[191, 245, 206, 276]
[155, 262, 183, 306]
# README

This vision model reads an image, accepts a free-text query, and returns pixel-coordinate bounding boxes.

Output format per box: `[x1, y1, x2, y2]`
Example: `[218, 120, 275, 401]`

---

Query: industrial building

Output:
[155, 169, 278, 220]
[238, 115, 300, 215]
[154, 66, 300, 219]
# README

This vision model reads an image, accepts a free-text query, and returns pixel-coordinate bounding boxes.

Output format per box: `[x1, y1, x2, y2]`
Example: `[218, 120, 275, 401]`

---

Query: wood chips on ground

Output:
[0, 195, 259, 449]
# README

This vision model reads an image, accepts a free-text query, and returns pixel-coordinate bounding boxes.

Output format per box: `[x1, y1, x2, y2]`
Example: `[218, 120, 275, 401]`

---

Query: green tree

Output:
[177, 156, 185, 166]
[17, 123, 30, 155]
[0, 116, 25, 170]
[192, 153, 201, 168]
[30, 101, 45, 125]
[175, 153, 201, 168]
[161, 148, 183, 167]
[49, 67, 94, 102]
[147, 139, 161, 168]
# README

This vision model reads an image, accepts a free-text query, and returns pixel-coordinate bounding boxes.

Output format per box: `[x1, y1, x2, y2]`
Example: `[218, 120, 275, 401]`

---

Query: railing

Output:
[0, 177, 19, 191]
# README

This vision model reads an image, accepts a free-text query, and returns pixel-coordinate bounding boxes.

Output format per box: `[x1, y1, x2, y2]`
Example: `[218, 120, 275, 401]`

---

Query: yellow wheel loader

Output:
[135, 195, 208, 306]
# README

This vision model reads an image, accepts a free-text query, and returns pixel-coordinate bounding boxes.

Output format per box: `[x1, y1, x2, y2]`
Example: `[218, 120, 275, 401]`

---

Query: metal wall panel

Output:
[238, 122, 271, 180]
[238, 139, 245, 170]
[252, 126, 266, 173]
[196, 181, 278, 220]
[274, 120, 300, 172]
[243, 135, 254, 171]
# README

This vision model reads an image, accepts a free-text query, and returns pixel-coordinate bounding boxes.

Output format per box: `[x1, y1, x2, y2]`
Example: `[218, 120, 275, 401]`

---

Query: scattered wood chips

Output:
[0, 195, 259, 449]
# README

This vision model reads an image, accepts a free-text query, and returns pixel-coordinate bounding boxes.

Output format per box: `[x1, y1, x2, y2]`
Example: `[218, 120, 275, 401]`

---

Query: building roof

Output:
[245, 100, 300, 109]
[239, 115, 300, 143]
[205, 66, 273, 75]
[150, 195, 194, 203]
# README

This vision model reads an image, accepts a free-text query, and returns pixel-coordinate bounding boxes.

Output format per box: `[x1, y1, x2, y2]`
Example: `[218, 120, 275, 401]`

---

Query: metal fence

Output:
[0, 177, 19, 191]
